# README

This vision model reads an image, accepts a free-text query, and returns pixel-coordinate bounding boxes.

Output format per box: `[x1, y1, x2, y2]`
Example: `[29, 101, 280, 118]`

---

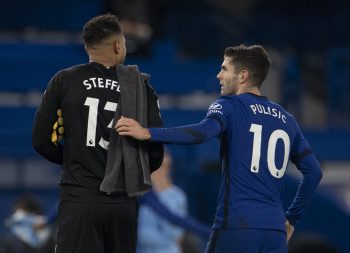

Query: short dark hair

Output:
[13, 195, 43, 214]
[224, 45, 271, 88]
[82, 14, 122, 47]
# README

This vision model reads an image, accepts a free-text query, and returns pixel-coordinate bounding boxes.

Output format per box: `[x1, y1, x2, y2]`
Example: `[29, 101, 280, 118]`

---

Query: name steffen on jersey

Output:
[83, 77, 120, 92]
[250, 103, 287, 123]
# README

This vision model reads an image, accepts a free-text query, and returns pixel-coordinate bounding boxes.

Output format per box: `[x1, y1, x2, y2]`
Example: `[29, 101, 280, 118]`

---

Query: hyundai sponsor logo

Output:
[209, 103, 222, 110]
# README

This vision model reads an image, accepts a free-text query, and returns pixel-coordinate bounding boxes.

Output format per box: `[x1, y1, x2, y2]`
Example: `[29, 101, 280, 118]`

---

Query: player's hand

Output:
[285, 220, 294, 242]
[51, 109, 64, 145]
[116, 116, 151, 140]
[32, 215, 48, 232]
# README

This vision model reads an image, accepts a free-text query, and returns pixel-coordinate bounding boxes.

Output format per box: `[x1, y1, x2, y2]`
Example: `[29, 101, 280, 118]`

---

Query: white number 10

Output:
[249, 123, 290, 178]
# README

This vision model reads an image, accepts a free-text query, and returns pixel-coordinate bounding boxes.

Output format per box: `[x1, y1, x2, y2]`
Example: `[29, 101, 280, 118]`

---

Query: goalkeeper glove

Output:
[51, 109, 64, 145]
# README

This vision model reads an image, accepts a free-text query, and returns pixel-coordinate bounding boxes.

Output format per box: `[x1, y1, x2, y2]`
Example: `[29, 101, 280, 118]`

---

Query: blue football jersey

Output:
[205, 93, 312, 232]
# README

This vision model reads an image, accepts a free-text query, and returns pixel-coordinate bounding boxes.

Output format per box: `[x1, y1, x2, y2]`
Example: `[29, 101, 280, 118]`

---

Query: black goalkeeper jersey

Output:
[32, 62, 163, 203]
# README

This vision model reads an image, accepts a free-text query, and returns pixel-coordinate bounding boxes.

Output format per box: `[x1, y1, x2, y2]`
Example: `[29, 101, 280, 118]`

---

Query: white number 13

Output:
[84, 97, 117, 150]
[249, 123, 290, 178]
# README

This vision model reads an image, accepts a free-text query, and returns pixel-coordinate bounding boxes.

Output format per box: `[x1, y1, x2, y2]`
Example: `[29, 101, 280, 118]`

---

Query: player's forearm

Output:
[147, 120, 164, 172]
[32, 114, 63, 164]
[149, 118, 221, 144]
[285, 154, 323, 225]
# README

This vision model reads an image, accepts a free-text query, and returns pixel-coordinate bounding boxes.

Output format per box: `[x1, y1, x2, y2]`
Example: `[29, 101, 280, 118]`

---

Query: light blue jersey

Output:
[137, 186, 187, 253]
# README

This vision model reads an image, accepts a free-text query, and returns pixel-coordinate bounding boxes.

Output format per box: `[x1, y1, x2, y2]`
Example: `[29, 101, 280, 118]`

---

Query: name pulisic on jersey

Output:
[250, 103, 287, 123]
[83, 77, 120, 92]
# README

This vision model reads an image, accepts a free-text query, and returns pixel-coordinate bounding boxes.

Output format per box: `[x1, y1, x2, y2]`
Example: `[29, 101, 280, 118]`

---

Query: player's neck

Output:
[237, 85, 260, 96]
[88, 53, 116, 68]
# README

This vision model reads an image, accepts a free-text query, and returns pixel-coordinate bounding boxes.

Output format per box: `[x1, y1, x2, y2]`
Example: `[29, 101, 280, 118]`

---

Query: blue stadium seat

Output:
[327, 48, 350, 126]
[0, 43, 87, 92]
[0, 107, 37, 156]
[128, 41, 221, 94]
[0, 0, 100, 31]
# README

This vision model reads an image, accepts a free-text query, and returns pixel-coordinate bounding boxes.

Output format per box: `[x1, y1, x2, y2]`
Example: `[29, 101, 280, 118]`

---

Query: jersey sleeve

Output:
[149, 118, 222, 144]
[205, 97, 231, 131]
[148, 98, 229, 144]
[290, 121, 312, 164]
[145, 82, 164, 173]
[32, 73, 63, 164]
[285, 120, 323, 226]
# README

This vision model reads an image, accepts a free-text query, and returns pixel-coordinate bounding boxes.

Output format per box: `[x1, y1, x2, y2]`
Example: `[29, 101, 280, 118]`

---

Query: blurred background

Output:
[0, 0, 349, 252]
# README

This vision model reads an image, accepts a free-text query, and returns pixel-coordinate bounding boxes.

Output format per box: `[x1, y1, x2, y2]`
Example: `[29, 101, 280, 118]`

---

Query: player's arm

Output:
[285, 123, 323, 227]
[145, 83, 164, 172]
[117, 117, 222, 144]
[117, 99, 228, 144]
[285, 220, 294, 242]
[32, 74, 63, 164]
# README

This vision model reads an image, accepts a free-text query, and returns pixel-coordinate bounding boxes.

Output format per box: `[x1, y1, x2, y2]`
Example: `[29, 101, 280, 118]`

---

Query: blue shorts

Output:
[205, 228, 288, 253]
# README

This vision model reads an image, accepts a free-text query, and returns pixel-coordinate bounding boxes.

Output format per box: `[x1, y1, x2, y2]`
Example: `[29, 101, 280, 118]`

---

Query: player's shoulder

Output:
[211, 95, 237, 106]
[266, 99, 301, 132]
[268, 99, 295, 119]
[207, 96, 239, 117]
[53, 63, 90, 80]
[141, 74, 159, 98]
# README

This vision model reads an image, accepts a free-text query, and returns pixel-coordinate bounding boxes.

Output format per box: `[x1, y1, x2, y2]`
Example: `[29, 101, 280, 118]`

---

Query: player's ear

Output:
[84, 45, 89, 54]
[114, 40, 120, 54]
[238, 70, 249, 83]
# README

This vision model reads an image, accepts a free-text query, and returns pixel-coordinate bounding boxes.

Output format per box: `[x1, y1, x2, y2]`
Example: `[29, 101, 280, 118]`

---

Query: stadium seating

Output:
[0, 0, 101, 31]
